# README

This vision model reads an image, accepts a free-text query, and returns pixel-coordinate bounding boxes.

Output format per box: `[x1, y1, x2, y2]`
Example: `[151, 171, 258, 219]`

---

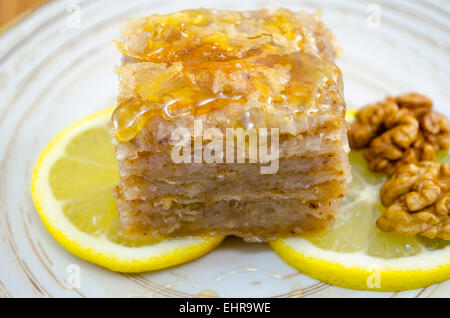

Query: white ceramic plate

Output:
[0, 0, 449, 298]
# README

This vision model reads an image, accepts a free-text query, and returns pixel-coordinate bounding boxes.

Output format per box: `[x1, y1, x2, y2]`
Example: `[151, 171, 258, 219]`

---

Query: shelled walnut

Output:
[377, 161, 450, 240]
[349, 93, 450, 175]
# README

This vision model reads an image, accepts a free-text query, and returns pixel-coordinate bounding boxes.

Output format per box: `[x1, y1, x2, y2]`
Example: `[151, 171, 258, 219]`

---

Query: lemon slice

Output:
[270, 111, 450, 291]
[31, 108, 224, 273]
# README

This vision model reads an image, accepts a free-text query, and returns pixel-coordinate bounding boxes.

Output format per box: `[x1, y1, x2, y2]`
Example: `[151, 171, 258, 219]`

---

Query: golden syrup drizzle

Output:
[113, 10, 343, 142]
[194, 290, 219, 298]
[112, 53, 342, 142]
[116, 9, 305, 65]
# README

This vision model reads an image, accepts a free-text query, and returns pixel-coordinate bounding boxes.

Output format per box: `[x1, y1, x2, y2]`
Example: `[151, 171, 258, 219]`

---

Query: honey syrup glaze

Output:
[113, 9, 344, 142]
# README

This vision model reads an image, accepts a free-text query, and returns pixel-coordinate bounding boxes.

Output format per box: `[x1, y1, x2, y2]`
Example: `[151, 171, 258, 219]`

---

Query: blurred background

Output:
[0, 0, 48, 26]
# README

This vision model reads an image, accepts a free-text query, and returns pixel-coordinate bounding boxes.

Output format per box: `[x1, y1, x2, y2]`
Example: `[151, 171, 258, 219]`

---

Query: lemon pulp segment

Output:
[31, 108, 224, 272]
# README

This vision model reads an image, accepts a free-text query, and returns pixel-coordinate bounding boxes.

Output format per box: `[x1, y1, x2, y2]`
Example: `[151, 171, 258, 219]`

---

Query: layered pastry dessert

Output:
[112, 9, 351, 242]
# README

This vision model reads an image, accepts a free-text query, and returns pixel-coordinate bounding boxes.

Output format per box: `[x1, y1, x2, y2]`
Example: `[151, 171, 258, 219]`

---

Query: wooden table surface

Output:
[0, 0, 49, 27]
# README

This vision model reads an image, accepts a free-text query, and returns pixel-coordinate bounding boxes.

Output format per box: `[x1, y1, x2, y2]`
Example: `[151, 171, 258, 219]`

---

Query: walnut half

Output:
[349, 93, 450, 175]
[377, 161, 450, 240]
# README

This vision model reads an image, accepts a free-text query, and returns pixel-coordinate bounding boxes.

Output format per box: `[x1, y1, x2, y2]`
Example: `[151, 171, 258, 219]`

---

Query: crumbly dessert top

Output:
[112, 9, 344, 142]
[116, 8, 338, 64]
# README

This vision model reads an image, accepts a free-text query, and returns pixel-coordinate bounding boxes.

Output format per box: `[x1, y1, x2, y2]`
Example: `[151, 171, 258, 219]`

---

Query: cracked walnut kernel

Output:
[377, 161, 450, 240]
[349, 93, 450, 175]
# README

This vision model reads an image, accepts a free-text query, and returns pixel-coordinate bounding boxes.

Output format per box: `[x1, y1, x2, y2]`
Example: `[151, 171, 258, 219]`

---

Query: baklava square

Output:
[112, 9, 351, 241]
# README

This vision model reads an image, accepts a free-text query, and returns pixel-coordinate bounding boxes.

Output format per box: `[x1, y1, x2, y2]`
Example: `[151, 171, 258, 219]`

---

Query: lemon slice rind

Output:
[270, 238, 450, 292]
[31, 108, 224, 273]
